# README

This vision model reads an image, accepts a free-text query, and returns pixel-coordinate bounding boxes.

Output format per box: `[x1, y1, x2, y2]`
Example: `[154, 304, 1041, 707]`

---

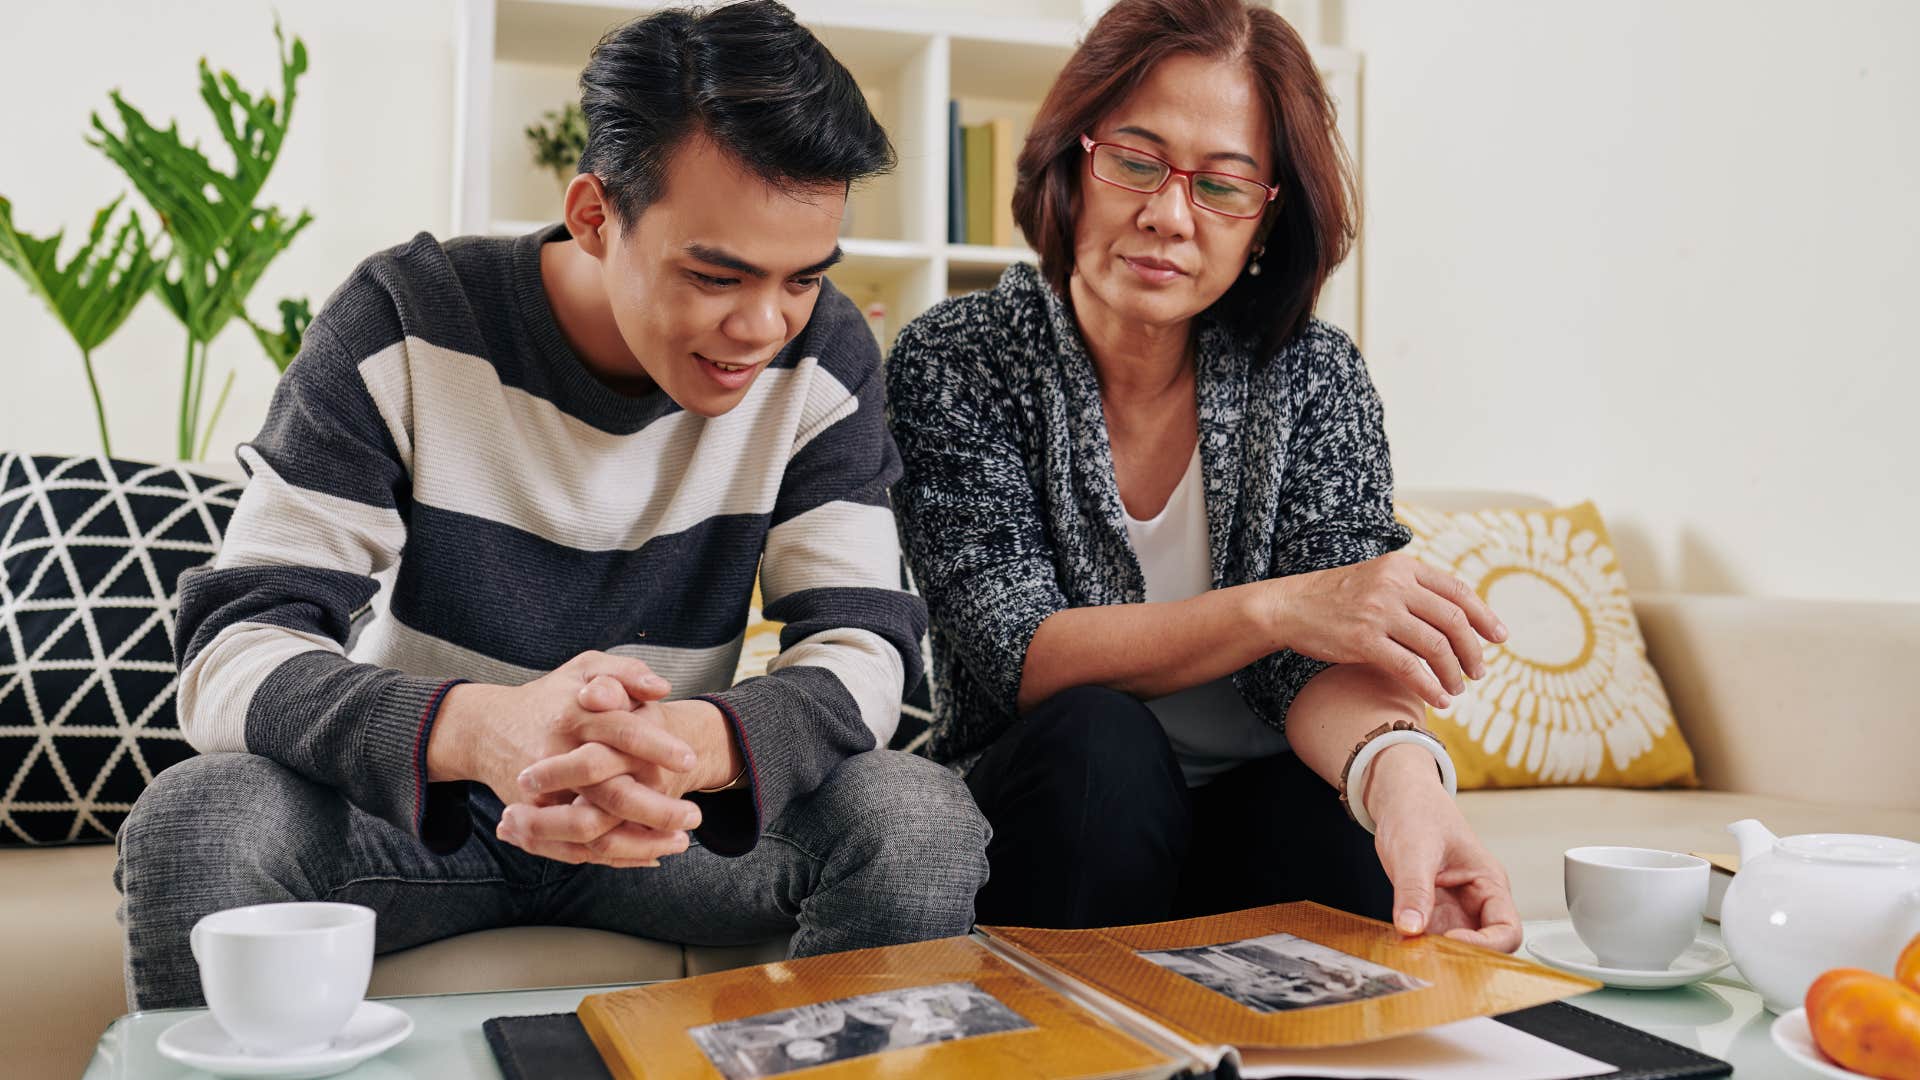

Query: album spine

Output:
[972, 933, 1217, 1078]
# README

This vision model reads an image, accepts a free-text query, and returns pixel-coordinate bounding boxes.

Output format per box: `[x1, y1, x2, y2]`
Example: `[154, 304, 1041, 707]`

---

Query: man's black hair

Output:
[577, 0, 895, 226]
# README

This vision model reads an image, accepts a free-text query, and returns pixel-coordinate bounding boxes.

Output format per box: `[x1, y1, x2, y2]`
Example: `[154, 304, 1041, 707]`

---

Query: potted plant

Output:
[526, 102, 588, 192]
[0, 20, 314, 461]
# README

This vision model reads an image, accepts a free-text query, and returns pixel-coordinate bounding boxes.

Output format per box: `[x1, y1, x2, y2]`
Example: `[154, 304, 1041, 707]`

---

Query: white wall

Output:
[0, 0, 454, 464]
[1343, 0, 1920, 603]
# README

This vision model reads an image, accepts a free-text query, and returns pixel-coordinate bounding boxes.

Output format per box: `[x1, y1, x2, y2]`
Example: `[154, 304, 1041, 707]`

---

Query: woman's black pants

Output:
[965, 685, 1394, 929]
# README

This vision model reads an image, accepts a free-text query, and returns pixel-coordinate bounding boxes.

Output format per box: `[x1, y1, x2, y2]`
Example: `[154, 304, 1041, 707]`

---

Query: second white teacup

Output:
[191, 901, 375, 1056]
[1564, 846, 1709, 971]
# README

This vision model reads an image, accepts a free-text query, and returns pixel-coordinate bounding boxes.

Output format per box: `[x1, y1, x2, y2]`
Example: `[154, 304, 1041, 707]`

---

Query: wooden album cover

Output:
[983, 901, 1600, 1050]
[577, 935, 1174, 1080]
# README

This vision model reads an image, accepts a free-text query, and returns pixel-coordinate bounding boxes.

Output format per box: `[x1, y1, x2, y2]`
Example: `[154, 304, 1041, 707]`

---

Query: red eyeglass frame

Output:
[1079, 133, 1280, 219]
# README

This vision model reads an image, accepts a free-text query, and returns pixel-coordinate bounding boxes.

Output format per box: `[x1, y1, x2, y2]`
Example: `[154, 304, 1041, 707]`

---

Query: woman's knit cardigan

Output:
[886, 263, 1412, 768]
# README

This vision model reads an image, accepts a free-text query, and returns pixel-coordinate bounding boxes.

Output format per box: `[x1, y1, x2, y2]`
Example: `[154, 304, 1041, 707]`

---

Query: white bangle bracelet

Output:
[1346, 730, 1458, 835]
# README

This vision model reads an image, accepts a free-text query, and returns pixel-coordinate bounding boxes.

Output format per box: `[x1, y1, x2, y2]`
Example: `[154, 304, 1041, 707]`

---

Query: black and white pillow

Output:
[0, 453, 241, 844]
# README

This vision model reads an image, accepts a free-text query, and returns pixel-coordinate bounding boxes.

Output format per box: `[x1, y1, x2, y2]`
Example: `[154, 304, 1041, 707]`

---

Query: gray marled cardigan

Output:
[886, 263, 1412, 768]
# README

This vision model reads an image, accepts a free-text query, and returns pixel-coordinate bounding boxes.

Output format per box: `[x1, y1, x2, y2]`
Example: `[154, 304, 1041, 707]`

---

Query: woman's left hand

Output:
[1367, 746, 1522, 952]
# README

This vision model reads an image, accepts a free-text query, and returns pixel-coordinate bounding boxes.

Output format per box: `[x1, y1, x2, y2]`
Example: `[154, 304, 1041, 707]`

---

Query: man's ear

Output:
[563, 173, 614, 259]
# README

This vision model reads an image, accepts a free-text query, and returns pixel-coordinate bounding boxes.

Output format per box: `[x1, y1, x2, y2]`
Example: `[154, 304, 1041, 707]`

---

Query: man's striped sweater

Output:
[173, 225, 926, 856]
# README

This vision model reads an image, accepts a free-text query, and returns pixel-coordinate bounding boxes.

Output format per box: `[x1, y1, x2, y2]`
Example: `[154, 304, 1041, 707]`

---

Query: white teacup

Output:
[190, 902, 375, 1056]
[1564, 846, 1709, 971]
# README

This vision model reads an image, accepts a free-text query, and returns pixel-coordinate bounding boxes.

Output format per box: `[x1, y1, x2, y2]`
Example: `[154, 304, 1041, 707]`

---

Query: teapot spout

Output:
[1728, 819, 1779, 865]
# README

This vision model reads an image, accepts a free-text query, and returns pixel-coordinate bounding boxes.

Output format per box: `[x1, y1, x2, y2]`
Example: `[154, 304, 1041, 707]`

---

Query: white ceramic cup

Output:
[190, 902, 375, 1056]
[1564, 846, 1709, 971]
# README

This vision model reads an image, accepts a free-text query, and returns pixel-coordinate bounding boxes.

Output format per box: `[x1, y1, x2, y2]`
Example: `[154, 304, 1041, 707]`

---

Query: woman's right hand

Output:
[1261, 552, 1508, 709]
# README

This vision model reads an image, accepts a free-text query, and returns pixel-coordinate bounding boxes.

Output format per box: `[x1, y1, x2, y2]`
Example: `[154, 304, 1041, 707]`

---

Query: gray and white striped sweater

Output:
[173, 225, 925, 856]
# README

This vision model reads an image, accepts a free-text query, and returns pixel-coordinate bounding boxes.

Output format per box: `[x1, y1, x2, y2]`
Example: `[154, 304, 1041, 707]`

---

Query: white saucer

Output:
[1772, 1007, 1872, 1079]
[1525, 926, 1732, 989]
[156, 1000, 413, 1079]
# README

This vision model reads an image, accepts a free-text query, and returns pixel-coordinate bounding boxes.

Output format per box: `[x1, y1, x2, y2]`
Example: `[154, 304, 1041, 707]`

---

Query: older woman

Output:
[888, 0, 1521, 949]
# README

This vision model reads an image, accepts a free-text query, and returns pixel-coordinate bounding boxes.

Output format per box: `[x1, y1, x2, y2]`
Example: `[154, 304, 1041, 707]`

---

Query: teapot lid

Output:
[1778, 833, 1920, 865]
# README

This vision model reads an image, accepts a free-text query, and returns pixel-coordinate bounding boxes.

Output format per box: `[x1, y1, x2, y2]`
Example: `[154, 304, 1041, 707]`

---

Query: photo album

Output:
[573, 902, 1611, 1080]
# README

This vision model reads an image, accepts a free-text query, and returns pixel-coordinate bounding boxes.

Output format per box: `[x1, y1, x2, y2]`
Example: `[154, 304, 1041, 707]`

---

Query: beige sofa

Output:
[7, 493, 1919, 1078]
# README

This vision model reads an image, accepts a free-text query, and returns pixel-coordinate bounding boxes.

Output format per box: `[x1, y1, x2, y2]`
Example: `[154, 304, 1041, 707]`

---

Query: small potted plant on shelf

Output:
[525, 102, 588, 192]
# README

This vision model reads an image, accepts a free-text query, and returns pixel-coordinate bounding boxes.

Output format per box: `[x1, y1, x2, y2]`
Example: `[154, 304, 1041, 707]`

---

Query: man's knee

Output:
[118, 753, 337, 897]
[810, 751, 990, 878]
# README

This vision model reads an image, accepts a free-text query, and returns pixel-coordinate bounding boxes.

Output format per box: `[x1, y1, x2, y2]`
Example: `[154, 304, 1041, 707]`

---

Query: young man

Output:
[115, 0, 988, 1009]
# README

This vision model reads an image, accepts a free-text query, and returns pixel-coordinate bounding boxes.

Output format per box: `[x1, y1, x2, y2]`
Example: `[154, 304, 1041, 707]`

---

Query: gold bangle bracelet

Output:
[694, 762, 747, 795]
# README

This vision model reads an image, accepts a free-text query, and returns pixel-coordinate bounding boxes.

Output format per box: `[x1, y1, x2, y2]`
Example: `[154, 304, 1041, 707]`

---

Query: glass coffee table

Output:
[84, 922, 1812, 1078]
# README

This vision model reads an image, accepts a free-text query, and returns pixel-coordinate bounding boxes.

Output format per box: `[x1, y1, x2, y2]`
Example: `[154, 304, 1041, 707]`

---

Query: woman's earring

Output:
[1247, 243, 1266, 277]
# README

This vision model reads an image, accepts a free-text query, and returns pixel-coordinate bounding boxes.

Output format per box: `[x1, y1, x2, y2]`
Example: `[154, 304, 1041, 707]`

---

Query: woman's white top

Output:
[1121, 446, 1291, 786]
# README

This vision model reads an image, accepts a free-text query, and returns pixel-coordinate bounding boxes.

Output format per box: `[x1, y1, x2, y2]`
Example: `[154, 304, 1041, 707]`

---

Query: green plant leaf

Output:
[525, 101, 589, 183]
[0, 193, 165, 352]
[241, 295, 312, 373]
[200, 20, 303, 204]
[197, 204, 312, 343]
[97, 22, 313, 350]
[90, 95, 239, 257]
[80, 18, 315, 458]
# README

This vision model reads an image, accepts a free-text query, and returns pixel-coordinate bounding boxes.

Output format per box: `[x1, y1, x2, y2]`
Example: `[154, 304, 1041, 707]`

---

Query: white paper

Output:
[1235, 1016, 1614, 1080]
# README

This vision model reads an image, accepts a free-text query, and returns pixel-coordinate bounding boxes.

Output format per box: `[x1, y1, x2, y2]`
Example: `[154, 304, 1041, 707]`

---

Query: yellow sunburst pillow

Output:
[1392, 500, 1699, 790]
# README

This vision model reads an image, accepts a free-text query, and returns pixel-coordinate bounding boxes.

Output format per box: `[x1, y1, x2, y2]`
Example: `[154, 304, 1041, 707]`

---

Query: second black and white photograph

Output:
[686, 981, 1033, 1079]
[1139, 932, 1430, 1014]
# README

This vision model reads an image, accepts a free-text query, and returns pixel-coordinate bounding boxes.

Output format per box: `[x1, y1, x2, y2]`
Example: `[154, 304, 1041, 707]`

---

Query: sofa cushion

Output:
[364, 928, 788, 995]
[0, 454, 240, 845]
[366, 926, 692, 996]
[1461, 787, 1920, 921]
[1395, 500, 1699, 791]
[0, 844, 143, 1078]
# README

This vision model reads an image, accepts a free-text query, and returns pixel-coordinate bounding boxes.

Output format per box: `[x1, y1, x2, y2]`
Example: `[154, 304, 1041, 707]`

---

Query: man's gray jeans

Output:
[115, 749, 990, 1009]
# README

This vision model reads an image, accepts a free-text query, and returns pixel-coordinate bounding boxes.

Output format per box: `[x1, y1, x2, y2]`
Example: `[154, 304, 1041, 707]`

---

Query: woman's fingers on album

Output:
[1474, 882, 1522, 940]
[1429, 872, 1522, 951]
[1443, 918, 1523, 953]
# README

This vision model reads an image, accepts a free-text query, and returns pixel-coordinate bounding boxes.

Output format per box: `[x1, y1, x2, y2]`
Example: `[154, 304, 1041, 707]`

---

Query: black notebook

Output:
[484, 999, 1731, 1080]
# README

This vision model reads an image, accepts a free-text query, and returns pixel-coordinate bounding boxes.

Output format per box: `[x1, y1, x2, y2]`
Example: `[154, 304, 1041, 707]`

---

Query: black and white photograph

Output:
[1139, 932, 1429, 1014]
[686, 981, 1033, 1079]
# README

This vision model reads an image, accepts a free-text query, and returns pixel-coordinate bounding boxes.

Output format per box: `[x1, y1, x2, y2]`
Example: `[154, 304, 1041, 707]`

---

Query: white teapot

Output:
[1722, 819, 1920, 1014]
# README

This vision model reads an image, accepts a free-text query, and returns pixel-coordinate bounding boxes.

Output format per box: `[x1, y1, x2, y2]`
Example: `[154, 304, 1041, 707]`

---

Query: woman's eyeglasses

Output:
[1080, 133, 1279, 220]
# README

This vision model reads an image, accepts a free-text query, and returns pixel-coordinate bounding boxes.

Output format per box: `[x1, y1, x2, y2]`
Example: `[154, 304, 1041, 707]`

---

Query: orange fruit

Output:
[1898, 934, 1920, 994]
[1805, 968, 1920, 1080]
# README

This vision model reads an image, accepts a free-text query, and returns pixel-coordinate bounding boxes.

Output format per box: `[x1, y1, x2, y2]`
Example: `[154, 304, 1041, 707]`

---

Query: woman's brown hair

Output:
[1012, 0, 1356, 357]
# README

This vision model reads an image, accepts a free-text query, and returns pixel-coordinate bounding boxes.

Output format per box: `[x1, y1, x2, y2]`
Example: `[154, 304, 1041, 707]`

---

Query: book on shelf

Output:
[572, 901, 1616, 1080]
[962, 121, 995, 247]
[946, 99, 966, 245]
[952, 113, 1021, 250]
[990, 115, 1017, 248]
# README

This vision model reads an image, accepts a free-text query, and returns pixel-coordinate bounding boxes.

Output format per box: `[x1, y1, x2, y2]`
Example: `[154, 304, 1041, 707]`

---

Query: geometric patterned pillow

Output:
[0, 453, 241, 844]
[1394, 499, 1699, 792]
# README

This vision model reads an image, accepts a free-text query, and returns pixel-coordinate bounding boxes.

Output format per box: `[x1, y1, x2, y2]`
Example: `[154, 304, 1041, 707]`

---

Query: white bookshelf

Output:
[454, 0, 1361, 348]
